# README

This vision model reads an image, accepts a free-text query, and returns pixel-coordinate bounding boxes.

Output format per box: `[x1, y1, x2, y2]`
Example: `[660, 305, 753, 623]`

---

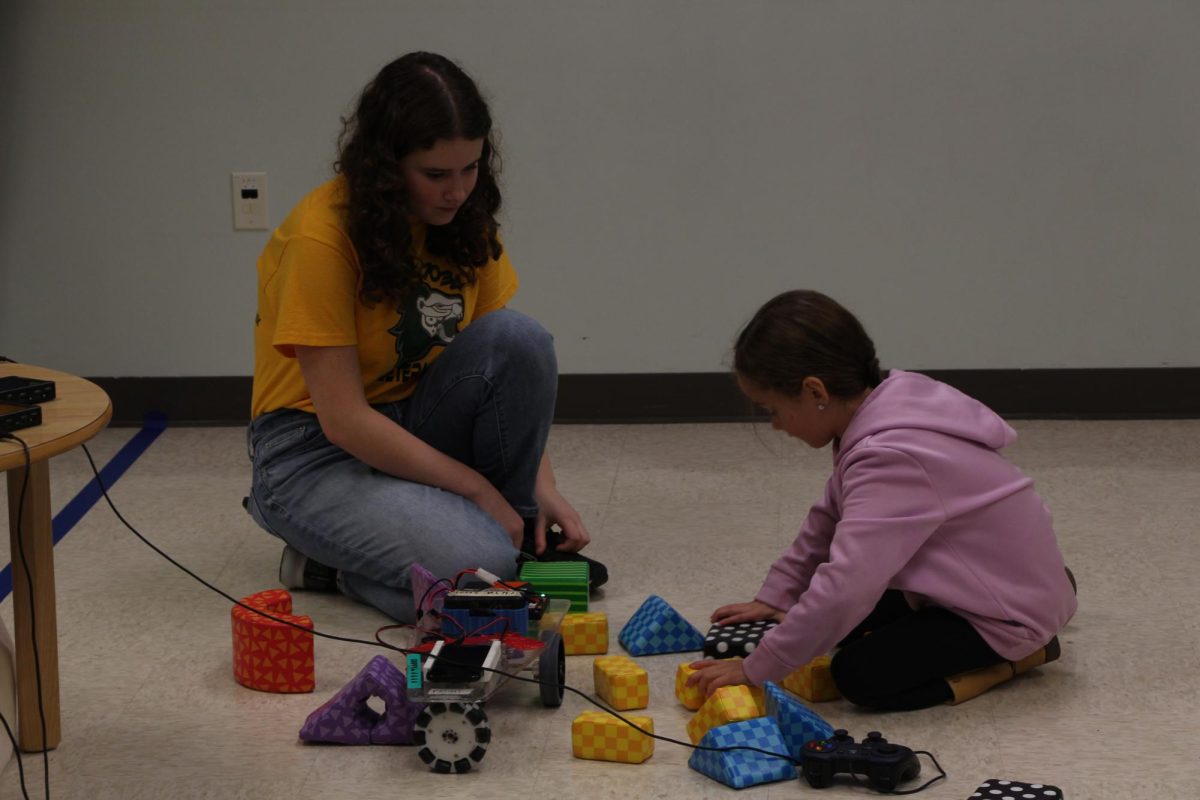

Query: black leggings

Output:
[830, 591, 1006, 710]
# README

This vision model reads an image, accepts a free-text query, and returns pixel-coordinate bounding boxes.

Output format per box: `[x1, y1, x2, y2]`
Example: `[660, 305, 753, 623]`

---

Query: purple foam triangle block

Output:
[299, 655, 425, 745]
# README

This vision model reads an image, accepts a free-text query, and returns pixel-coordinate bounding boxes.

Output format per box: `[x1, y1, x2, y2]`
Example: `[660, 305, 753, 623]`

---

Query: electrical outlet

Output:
[231, 172, 269, 230]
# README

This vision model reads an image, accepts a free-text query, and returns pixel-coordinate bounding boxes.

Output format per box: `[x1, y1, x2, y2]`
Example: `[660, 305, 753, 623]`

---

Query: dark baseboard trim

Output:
[89, 368, 1200, 427]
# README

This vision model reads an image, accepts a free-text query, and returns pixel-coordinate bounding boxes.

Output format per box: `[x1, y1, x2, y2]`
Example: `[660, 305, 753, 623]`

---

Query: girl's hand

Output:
[711, 600, 785, 626]
[686, 659, 750, 697]
[532, 483, 591, 554]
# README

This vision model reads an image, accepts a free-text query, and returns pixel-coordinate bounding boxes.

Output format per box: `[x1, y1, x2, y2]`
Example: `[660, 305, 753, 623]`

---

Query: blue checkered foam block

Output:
[688, 716, 797, 789]
[618, 595, 706, 656]
[763, 681, 834, 760]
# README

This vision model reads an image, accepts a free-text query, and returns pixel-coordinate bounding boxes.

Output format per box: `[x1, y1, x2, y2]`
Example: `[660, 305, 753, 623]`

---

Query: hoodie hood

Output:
[836, 370, 1015, 461]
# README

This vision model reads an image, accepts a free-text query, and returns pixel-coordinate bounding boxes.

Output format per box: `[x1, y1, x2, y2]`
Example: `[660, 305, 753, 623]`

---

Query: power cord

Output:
[878, 754, 947, 795]
[76, 441, 945, 793]
[0, 431, 48, 800]
[0, 711, 30, 800]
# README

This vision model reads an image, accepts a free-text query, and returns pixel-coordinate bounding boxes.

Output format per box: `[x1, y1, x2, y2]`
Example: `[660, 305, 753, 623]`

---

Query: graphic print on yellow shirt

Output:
[378, 273, 466, 385]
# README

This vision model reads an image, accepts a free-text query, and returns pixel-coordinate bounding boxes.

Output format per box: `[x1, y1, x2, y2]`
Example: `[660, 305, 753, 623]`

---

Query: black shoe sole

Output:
[520, 526, 609, 590]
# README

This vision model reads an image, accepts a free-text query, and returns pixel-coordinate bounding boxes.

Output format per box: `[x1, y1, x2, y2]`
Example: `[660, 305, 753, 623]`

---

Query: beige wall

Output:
[2, 1, 1198, 376]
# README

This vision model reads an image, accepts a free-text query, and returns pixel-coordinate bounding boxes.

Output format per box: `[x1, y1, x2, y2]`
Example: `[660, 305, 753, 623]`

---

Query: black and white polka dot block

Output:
[969, 779, 1064, 799]
[703, 620, 777, 660]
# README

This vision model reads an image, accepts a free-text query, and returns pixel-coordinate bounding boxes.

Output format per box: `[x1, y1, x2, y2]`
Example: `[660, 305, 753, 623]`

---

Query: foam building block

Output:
[571, 711, 655, 764]
[593, 655, 650, 711]
[686, 684, 765, 744]
[299, 655, 425, 744]
[688, 717, 797, 789]
[231, 589, 315, 693]
[762, 681, 834, 760]
[618, 595, 705, 656]
[781, 654, 841, 702]
[519, 561, 589, 612]
[674, 662, 706, 710]
[562, 612, 609, 655]
[703, 619, 777, 659]
[674, 659, 764, 712]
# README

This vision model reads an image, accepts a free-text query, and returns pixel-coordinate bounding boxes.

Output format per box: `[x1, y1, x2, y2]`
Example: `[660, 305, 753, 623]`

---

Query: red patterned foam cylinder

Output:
[231, 589, 315, 693]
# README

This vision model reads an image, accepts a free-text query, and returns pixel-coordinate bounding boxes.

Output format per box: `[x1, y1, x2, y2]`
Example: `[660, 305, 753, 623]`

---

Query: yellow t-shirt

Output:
[251, 177, 519, 417]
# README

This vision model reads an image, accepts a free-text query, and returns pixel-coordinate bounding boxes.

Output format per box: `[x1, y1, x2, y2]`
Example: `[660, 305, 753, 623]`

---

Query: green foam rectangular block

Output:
[519, 561, 589, 612]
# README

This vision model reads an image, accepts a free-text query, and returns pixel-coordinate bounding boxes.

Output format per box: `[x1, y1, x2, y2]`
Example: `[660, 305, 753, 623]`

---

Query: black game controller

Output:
[800, 729, 921, 792]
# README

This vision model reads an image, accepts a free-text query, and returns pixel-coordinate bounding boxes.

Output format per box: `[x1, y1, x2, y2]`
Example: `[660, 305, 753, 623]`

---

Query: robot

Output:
[406, 587, 570, 773]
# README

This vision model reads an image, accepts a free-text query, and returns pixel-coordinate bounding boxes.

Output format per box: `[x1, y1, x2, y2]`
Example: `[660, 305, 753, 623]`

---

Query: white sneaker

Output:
[278, 544, 339, 592]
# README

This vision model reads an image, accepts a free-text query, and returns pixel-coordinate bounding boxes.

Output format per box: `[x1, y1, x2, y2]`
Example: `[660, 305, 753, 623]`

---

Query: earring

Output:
[817, 404, 826, 411]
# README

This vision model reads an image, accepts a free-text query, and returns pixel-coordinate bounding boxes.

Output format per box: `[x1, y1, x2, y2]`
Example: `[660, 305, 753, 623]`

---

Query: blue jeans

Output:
[245, 309, 556, 621]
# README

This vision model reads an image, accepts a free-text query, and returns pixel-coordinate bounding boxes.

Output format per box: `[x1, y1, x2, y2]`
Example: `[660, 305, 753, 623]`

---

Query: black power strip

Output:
[0, 376, 57, 405]
[0, 402, 42, 433]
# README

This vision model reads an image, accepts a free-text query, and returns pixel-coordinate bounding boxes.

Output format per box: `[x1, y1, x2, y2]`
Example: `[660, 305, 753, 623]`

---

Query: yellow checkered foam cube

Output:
[674, 662, 706, 710]
[571, 711, 654, 764]
[593, 655, 650, 711]
[782, 654, 841, 702]
[562, 612, 609, 655]
[686, 685, 766, 744]
[674, 659, 763, 712]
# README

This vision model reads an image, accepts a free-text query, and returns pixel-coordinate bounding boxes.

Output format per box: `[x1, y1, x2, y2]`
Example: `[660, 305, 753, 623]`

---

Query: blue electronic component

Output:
[441, 589, 529, 637]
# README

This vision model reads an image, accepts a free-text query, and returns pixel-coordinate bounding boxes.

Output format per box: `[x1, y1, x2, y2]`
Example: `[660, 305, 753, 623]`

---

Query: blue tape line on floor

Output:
[0, 412, 169, 603]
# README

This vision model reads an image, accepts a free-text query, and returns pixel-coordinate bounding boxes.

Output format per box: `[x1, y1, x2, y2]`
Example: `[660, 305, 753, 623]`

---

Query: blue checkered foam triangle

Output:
[618, 595, 705, 656]
[763, 681, 835, 760]
[688, 717, 797, 789]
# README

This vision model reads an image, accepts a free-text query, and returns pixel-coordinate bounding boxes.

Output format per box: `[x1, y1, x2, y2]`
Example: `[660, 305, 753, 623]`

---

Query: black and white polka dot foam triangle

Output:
[702, 619, 778, 659]
[970, 779, 1063, 799]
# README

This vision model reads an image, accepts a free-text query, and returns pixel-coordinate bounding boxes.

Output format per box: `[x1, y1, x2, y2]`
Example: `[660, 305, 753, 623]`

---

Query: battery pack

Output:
[441, 589, 529, 637]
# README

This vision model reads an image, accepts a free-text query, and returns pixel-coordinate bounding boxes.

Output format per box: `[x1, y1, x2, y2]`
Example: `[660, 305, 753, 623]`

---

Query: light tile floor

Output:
[1, 420, 1197, 798]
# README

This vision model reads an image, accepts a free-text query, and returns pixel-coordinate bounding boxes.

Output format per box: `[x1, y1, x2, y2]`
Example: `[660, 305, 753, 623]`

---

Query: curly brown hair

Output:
[335, 52, 502, 308]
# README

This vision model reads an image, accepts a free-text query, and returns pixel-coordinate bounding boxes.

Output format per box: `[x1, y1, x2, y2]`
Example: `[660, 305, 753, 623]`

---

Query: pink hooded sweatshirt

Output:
[742, 370, 1078, 686]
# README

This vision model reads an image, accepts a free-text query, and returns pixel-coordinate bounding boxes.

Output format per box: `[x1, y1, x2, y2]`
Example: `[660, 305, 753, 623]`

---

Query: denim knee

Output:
[476, 309, 556, 383]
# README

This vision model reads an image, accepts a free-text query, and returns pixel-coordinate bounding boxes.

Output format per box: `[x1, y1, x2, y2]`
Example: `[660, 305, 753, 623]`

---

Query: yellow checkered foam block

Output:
[674, 659, 764, 711]
[674, 662, 706, 710]
[686, 684, 767, 744]
[571, 711, 655, 764]
[782, 654, 841, 702]
[562, 612, 609, 655]
[593, 655, 650, 711]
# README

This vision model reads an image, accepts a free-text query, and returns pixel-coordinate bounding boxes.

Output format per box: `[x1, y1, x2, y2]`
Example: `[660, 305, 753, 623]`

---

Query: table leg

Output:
[6, 461, 61, 752]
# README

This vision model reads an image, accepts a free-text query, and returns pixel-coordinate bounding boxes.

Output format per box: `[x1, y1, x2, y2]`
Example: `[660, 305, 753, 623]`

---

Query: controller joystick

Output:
[800, 728, 921, 792]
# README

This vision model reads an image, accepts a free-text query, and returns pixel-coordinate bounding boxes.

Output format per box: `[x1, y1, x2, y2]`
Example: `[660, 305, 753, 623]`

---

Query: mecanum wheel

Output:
[537, 630, 566, 707]
[413, 702, 490, 773]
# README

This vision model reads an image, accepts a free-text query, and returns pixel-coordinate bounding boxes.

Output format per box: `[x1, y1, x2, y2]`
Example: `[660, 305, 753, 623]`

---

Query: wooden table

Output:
[0, 364, 112, 751]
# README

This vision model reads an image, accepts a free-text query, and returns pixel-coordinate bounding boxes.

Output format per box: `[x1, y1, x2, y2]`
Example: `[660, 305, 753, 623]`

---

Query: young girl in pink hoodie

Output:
[688, 290, 1077, 709]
